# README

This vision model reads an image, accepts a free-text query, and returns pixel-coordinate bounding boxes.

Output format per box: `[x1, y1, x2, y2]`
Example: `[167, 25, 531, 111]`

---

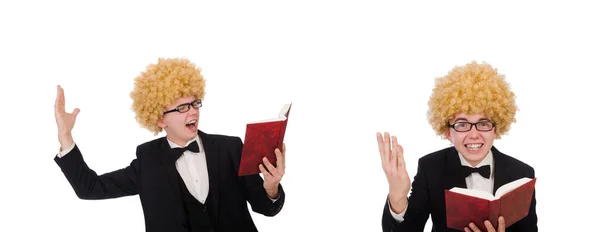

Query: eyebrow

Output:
[176, 100, 197, 108]
[454, 117, 492, 122]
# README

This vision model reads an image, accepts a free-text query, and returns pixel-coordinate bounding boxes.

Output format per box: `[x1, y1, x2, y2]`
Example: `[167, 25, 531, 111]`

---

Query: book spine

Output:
[277, 104, 291, 152]
[489, 199, 501, 228]
[276, 118, 288, 151]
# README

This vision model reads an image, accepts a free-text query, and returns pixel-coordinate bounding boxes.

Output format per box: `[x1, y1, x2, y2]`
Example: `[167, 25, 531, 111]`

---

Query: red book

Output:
[238, 103, 292, 176]
[445, 177, 536, 231]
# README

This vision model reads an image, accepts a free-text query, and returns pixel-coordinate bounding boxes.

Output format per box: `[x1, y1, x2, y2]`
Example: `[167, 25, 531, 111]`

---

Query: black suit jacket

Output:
[54, 130, 285, 232]
[382, 146, 537, 232]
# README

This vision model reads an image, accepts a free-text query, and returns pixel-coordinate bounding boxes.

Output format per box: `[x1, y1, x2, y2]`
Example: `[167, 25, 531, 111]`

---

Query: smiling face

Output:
[157, 96, 201, 147]
[445, 113, 498, 166]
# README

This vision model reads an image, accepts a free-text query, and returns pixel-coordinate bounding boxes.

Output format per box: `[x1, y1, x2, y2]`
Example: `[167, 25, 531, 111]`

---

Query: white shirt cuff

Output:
[56, 142, 76, 158]
[269, 194, 280, 203]
[389, 200, 408, 222]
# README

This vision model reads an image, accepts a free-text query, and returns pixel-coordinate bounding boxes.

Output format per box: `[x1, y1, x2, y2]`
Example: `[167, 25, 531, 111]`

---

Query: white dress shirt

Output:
[167, 135, 210, 203]
[390, 150, 494, 222]
[57, 135, 280, 203]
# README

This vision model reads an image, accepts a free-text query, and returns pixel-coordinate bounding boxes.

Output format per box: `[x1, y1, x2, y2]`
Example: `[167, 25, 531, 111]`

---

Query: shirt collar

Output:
[458, 149, 494, 169]
[166, 135, 203, 153]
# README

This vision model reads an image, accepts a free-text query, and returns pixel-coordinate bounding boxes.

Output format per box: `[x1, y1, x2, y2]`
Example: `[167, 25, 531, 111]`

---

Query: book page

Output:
[247, 103, 291, 124]
[278, 103, 291, 119]
[247, 118, 286, 124]
[449, 187, 495, 201]
[494, 177, 532, 199]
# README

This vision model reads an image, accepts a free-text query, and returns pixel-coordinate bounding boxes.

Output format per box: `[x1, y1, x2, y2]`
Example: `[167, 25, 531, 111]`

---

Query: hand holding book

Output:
[259, 143, 286, 199]
[239, 103, 291, 176]
[445, 177, 536, 231]
[465, 216, 506, 232]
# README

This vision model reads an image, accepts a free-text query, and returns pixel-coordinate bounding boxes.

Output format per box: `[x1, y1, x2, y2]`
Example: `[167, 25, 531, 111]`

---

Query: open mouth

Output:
[185, 119, 197, 131]
[465, 143, 483, 151]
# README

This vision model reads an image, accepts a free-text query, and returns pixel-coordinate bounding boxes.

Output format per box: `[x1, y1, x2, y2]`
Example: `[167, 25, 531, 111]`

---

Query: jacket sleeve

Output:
[382, 158, 431, 232]
[54, 144, 140, 200]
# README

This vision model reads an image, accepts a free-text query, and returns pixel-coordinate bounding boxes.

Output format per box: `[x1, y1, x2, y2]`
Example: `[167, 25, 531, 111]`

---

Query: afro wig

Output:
[427, 61, 517, 138]
[130, 58, 206, 135]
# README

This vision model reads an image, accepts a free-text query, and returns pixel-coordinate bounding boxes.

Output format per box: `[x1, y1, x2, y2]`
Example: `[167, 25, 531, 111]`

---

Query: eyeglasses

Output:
[448, 120, 496, 132]
[163, 99, 202, 115]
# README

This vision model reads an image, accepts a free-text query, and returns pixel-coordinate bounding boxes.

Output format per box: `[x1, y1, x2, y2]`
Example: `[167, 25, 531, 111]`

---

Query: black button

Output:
[182, 223, 187, 228]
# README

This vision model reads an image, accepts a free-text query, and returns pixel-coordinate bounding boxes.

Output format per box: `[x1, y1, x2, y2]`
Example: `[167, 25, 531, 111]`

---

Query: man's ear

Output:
[445, 129, 452, 141]
[157, 118, 166, 128]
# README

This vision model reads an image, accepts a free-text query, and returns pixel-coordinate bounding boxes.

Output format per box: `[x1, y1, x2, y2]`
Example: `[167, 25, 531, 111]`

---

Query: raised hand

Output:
[54, 85, 80, 150]
[464, 217, 506, 232]
[377, 132, 411, 213]
[259, 143, 286, 199]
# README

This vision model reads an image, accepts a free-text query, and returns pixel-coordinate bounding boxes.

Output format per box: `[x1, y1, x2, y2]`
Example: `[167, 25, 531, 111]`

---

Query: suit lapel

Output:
[198, 130, 220, 218]
[444, 147, 468, 190]
[491, 146, 511, 195]
[156, 131, 221, 219]
[156, 137, 185, 209]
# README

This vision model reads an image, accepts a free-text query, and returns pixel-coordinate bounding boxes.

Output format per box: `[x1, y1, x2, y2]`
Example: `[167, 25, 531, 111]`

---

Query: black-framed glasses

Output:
[448, 120, 496, 132]
[163, 99, 202, 115]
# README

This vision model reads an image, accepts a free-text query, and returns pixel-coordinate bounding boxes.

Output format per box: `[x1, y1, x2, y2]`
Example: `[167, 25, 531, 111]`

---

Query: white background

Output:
[1, 1, 599, 231]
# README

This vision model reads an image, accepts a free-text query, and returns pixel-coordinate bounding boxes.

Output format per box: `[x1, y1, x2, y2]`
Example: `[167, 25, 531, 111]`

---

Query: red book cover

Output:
[445, 177, 536, 231]
[238, 103, 291, 176]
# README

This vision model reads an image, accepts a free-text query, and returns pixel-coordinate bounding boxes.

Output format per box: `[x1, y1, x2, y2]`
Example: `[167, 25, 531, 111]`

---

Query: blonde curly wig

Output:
[427, 61, 517, 138]
[130, 58, 206, 135]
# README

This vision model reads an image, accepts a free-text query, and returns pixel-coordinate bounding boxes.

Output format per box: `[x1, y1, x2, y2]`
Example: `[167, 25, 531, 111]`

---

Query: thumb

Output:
[72, 108, 80, 117]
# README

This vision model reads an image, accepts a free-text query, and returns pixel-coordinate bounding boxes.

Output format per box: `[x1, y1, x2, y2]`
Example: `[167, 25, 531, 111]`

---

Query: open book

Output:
[239, 103, 291, 176]
[445, 177, 536, 231]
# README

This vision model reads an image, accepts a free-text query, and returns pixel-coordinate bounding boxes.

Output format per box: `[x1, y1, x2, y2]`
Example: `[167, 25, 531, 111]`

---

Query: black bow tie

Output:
[169, 140, 200, 162]
[460, 165, 491, 179]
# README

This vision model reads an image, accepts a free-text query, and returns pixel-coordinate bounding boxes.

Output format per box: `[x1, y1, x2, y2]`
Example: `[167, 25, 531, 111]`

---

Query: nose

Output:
[467, 126, 481, 139]
[188, 105, 199, 115]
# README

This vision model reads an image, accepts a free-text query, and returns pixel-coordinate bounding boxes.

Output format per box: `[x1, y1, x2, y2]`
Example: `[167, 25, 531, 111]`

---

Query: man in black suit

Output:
[377, 61, 537, 232]
[53, 58, 286, 232]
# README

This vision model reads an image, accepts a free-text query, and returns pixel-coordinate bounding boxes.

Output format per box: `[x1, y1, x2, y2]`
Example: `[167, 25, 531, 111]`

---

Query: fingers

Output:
[392, 136, 400, 169]
[390, 135, 397, 171]
[376, 132, 386, 165]
[259, 164, 272, 178]
[55, 85, 59, 109]
[383, 132, 391, 161]
[392, 136, 405, 169]
[275, 147, 285, 171]
[484, 220, 496, 232]
[262, 157, 280, 177]
[498, 216, 505, 231]
[378, 132, 403, 171]
[467, 220, 501, 232]
[381, 132, 391, 168]
[55, 85, 80, 118]
[55, 85, 62, 112]
[378, 132, 407, 174]
[57, 85, 66, 113]
[282, 143, 286, 166]
[59, 85, 64, 109]
[468, 223, 481, 232]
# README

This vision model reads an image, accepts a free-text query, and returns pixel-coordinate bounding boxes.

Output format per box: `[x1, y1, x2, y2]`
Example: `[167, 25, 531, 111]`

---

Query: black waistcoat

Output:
[176, 174, 216, 232]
